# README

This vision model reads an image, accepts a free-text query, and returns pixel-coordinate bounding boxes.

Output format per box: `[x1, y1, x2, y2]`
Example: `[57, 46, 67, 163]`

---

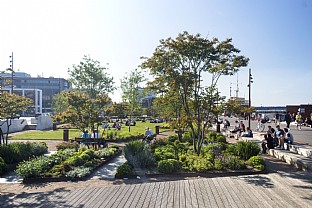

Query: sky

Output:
[1, 0, 311, 106]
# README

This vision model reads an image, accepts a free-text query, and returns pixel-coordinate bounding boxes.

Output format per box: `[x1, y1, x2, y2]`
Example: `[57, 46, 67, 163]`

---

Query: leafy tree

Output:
[106, 102, 130, 118]
[141, 31, 249, 154]
[0, 91, 32, 145]
[68, 55, 116, 98]
[52, 92, 70, 114]
[53, 91, 111, 133]
[120, 69, 146, 132]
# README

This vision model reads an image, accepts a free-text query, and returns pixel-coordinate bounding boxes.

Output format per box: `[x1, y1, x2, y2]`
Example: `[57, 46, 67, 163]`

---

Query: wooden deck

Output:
[1, 173, 311, 207]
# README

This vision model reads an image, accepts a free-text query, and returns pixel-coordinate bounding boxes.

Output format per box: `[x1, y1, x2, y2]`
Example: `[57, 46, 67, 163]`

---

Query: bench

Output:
[73, 138, 108, 149]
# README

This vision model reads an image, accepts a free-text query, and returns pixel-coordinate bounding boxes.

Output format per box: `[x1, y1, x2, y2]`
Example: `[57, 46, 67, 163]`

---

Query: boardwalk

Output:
[1, 172, 311, 208]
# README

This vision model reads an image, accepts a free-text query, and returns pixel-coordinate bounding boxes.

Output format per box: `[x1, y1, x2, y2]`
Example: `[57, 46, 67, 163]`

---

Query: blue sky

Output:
[1, 0, 311, 106]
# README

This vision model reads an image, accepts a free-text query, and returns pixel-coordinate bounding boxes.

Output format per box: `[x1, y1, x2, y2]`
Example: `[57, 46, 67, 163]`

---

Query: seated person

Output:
[283, 128, 294, 150]
[81, 130, 90, 138]
[304, 117, 312, 127]
[261, 126, 275, 154]
[274, 125, 285, 149]
[144, 127, 154, 141]
[231, 121, 241, 133]
[242, 127, 253, 137]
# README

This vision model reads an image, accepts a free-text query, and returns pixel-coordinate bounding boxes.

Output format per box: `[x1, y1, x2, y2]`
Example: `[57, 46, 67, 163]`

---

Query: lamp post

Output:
[248, 68, 253, 129]
[8, 52, 14, 94]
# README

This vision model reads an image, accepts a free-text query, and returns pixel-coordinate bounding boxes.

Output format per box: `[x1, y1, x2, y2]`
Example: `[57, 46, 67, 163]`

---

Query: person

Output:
[240, 121, 246, 132]
[261, 126, 275, 154]
[81, 130, 90, 138]
[144, 127, 154, 141]
[274, 125, 285, 149]
[242, 127, 253, 137]
[275, 113, 280, 126]
[231, 121, 241, 133]
[91, 129, 100, 138]
[283, 128, 294, 150]
[285, 111, 292, 129]
[304, 117, 312, 128]
[295, 112, 302, 130]
[223, 119, 230, 130]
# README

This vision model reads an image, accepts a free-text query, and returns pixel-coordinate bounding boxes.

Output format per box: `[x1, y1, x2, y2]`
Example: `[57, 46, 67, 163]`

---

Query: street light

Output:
[247, 68, 253, 129]
[8, 52, 14, 94]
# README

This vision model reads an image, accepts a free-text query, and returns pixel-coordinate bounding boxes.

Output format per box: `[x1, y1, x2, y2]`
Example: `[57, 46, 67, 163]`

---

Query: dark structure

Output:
[286, 104, 312, 119]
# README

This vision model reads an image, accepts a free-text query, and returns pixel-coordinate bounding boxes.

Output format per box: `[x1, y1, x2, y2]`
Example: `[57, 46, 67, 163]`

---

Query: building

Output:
[286, 104, 312, 119]
[0, 72, 71, 115]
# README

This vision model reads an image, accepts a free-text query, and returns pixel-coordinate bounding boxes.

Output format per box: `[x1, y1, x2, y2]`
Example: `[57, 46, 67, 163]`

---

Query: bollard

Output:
[155, 126, 160, 135]
[63, 129, 69, 141]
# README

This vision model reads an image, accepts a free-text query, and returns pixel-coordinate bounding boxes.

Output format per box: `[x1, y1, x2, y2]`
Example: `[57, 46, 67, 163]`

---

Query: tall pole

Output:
[248, 68, 252, 129]
[9, 52, 14, 94]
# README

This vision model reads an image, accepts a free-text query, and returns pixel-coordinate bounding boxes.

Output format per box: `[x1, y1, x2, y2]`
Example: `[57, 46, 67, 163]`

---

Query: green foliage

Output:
[179, 152, 214, 172]
[0, 142, 48, 164]
[225, 155, 246, 170]
[65, 167, 92, 178]
[116, 162, 132, 178]
[206, 132, 226, 143]
[157, 159, 180, 173]
[56, 142, 79, 151]
[0, 157, 7, 175]
[16, 156, 50, 178]
[235, 141, 260, 160]
[214, 159, 224, 170]
[182, 132, 193, 143]
[96, 147, 119, 159]
[168, 134, 178, 143]
[247, 156, 266, 171]
[154, 145, 176, 161]
[124, 140, 156, 168]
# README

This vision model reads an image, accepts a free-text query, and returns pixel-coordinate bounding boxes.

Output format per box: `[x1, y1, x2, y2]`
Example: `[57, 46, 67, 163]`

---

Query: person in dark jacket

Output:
[285, 111, 292, 129]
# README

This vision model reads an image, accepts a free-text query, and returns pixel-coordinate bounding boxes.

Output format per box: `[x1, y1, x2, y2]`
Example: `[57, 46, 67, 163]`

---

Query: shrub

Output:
[96, 148, 118, 159]
[206, 132, 226, 143]
[65, 155, 84, 167]
[247, 156, 266, 171]
[182, 132, 193, 143]
[65, 167, 92, 178]
[16, 156, 50, 178]
[214, 159, 224, 170]
[124, 141, 156, 168]
[225, 155, 246, 170]
[168, 134, 178, 143]
[235, 141, 260, 160]
[154, 145, 176, 161]
[56, 142, 79, 151]
[0, 157, 7, 175]
[157, 159, 180, 173]
[0, 142, 48, 164]
[116, 162, 132, 178]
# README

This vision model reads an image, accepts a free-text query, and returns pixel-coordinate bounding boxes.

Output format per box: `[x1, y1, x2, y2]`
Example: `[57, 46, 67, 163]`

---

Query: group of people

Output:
[261, 125, 294, 153]
[81, 129, 101, 138]
[229, 120, 253, 139]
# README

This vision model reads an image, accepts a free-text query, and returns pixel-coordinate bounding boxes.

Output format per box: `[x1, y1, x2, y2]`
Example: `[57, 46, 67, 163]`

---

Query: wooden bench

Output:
[73, 138, 108, 149]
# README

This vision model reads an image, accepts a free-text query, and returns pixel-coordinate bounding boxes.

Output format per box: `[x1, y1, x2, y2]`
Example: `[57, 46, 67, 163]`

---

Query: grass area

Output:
[10, 121, 168, 140]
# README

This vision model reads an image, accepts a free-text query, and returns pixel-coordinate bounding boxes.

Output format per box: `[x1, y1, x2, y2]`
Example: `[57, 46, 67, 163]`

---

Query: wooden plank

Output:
[63, 187, 88, 207]
[232, 177, 261, 208]
[179, 179, 187, 208]
[122, 184, 141, 208]
[172, 180, 180, 208]
[70, 187, 99, 207]
[84, 186, 115, 208]
[216, 177, 240, 208]
[141, 182, 156, 208]
[196, 179, 212, 208]
[108, 184, 132, 208]
[160, 180, 170, 207]
[94, 185, 121, 208]
[189, 179, 200, 207]
[223, 177, 249, 208]
[206, 178, 224, 208]
[202, 178, 219, 208]
[147, 181, 161, 208]
[166, 181, 175, 207]
[135, 183, 150, 208]
[193, 179, 207, 208]
[211, 177, 232, 208]
[114, 184, 137, 208]
[155, 181, 165, 208]
[183, 180, 193, 208]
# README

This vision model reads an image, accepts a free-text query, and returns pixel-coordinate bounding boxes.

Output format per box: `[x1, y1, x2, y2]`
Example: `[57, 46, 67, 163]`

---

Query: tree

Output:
[52, 92, 70, 114]
[68, 55, 116, 99]
[141, 31, 249, 154]
[120, 69, 146, 132]
[53, 91, 111, 133]
[0, 91, 32, 145]
[106, 102, 130, 118]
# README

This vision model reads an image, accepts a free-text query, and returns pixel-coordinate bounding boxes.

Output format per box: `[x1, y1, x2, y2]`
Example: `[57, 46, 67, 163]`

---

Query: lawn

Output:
[9, 121, 168, 140]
